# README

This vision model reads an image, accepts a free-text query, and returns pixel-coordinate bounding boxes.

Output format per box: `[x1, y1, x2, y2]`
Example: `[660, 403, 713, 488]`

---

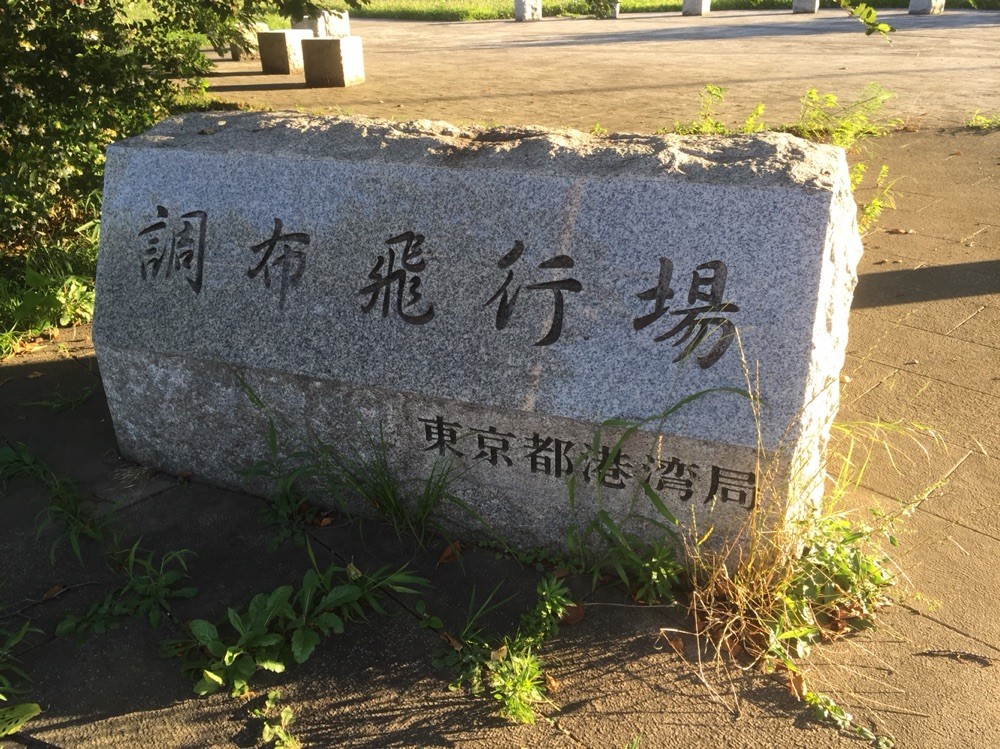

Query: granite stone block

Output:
[93, 114, 863, 551]
[515, 0, 543, 21]
[293, 11, 350, 38]
[682, 0, 711, 15]
[792, 0, 819, 12]
[302, 37, 365, 88]
[257, 30, 313, 74]
[908, 0, 945, 13]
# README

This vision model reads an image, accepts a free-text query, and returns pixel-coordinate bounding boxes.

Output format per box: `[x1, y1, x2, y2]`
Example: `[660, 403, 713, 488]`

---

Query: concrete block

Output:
[792, 0, 819, 12]
[909, 0, 945, 13]
[682, 0, 711, 15]
[293, 11, 351, 37]
[302, 37, 365, 88]
[257, 29, 313, 75]
[231, 21, 270, 61]
[515, 0, 543, 21]
[93, 114, 863, 552]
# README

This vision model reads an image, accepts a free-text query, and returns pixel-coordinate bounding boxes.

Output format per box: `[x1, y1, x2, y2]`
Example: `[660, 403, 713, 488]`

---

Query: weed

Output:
[435, 576, 571, 724]
[0, 622, 41, 738]
[0, 702, 41, 739]
[56, 543, 197, 637]
[673, 85, 730, 135]
[590, 123, 609, 137]
[0, 622, 36, 702]
[0, 441, 109, 564]
[24, 384, 96, 412]
[855, 164, 897, 235]
[172, 561, 425, 698]
[966, 111, 1000, 131]
[804, 689, 893, 746]
[241, 388, 468, 549]
[433, 584, 513, 695]
[489, 648, 546, 723]
[788, 83, 898, 150]
[250, 690, 302, 749]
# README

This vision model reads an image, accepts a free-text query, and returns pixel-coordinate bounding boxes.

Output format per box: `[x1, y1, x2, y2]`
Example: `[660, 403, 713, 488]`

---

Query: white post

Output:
[515, 0, 543, 21]
[682, 0, 711, 16]
[792, 0, 820, 13]
[909, 0, 945, 13]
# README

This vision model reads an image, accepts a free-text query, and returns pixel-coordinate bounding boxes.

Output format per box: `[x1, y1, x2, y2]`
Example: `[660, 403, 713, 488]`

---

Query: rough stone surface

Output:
[682, 0, 711, 15]
[909, 0, 945, 13]
[93, 113, 862, 551]
[257, 29, 312, 74]
[515, 0, 543, 21]
[231, 21, 269, 61]
[302, 36, 365, 88]
[792, 0, 820, 12]
[293, 10, 351, 38]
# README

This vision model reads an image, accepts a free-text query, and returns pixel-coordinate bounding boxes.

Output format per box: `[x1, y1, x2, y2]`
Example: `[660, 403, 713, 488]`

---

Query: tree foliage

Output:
[0, 0, 216, 248]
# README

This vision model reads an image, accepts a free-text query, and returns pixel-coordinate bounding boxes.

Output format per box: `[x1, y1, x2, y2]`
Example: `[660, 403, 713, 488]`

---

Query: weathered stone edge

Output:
[111, 112, 849, 192]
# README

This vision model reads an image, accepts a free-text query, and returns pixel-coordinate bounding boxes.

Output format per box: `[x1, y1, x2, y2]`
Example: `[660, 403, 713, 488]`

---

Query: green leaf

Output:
[642, 482, 679, 526]
[318, 585, 361, 611]
[778, 625, 818, 640]
[0, 703, 41, 737]
[233, 654, 256, 679]
[256, 658, 286, 673]
[291, 627, 321, 664]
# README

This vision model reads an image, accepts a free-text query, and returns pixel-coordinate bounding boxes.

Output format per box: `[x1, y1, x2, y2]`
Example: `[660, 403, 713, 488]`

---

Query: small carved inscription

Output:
[416, 414, 756, 510]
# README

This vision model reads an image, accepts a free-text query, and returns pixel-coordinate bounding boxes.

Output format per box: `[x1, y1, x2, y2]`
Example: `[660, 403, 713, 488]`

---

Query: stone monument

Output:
[93, 114, 863, 551]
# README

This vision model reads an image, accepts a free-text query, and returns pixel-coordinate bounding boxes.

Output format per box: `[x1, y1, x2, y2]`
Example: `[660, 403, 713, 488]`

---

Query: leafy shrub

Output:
[0, 0, 212, 249]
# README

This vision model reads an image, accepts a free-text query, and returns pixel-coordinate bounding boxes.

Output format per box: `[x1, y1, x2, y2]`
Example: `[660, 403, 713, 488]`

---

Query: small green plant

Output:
[0, 622, 36, 703]
[435, 576, 570, 724]
[173, 561, 425, 697]
[966, 111, 1000, 131]
[804, 689, 893, 746]
[0, 442, 109, 564]
[250, 690, 302, 749]
[24, 384, 96, 412]
[239, 376, 470, 548]
[673, 85, 730, 135]
[789, 83, 898, 150]
[590, 122, 609, 137]
[856, 164, 896, 235]
[0, 622, 41, 738]
[57, 543, 198, 637]
[0, 702, 41, 739]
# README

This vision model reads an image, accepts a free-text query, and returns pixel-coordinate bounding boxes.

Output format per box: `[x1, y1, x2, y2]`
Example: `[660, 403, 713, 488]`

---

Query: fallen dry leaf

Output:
[0, 378, 12, 387]
[436, 540, 462, 566]
[665, 636, 685, 656]
[544, 672, 561, 693]
[490, 644, 508, 662]
[552, 567, 569, 579]
[885, 228, 915, 235]
[441, 631, 463, 651]
[26, 371, 44, 379]
[788, 672, 806, 700]
[561, 602, 585, 626]
[43, 584, 66, 600]
[312, 515, 333, 527]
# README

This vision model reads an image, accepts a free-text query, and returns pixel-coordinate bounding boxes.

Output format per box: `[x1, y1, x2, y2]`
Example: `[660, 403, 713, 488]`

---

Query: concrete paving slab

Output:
[206, 12, 1000, 132]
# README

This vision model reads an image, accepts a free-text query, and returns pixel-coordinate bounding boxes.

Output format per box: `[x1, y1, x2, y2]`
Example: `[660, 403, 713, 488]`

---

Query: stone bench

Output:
[93, 114, 863, 552]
